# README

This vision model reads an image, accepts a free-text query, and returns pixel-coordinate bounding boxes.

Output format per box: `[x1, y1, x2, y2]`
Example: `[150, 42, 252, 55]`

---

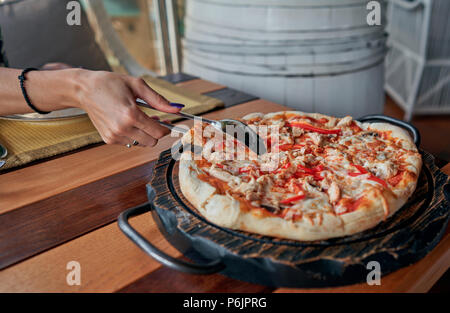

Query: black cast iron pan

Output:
[118, 115, 449, 287]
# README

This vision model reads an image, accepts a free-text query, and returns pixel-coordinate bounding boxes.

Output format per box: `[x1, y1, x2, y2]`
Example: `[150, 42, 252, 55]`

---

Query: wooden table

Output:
[0, 76, 449, 293]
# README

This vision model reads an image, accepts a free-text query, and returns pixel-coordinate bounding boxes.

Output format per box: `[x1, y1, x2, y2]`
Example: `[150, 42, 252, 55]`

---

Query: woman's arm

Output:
[0, 68, 183, 147]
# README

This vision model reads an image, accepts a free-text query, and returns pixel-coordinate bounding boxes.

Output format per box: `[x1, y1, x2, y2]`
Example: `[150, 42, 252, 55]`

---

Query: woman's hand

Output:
[74, 70, 183, 147]
[0, 67, 179, 147]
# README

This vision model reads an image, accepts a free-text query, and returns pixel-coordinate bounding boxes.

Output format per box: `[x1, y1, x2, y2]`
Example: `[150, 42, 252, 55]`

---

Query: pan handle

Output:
[358, 115, 421, 148]
[118, 203, 225, 275]
[444, 183, 450, 204]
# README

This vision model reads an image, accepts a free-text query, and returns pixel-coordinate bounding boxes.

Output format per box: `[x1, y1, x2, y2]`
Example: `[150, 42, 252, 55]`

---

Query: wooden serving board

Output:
[121, 147, 450, 288]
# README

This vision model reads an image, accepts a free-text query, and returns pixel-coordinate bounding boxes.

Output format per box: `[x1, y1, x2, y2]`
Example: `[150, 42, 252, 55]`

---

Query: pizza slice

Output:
[179, 111, 422, 241]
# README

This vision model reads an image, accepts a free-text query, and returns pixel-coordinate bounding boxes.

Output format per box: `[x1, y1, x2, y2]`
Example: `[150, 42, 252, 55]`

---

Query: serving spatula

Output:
[135, 99, 267, 155]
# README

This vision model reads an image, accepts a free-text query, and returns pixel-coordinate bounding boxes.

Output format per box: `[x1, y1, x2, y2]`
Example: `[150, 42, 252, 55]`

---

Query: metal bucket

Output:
[184, 35, 387, 74]
[184, 57, 385, 118]
[185, 0, 385, 42]
[182, 0, 387, 117]
[183, 31, 386, 54]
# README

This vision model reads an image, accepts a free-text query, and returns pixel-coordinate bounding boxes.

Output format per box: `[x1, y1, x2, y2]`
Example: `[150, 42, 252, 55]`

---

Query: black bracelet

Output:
[18, 68, 51, 115]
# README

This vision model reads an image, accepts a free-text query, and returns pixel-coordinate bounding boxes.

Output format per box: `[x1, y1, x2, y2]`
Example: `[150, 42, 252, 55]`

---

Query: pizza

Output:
[179, 111, 422, 241]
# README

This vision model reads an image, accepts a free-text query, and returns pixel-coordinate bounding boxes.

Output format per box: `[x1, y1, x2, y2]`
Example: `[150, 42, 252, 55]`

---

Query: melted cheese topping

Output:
[190, 113, 420, 222]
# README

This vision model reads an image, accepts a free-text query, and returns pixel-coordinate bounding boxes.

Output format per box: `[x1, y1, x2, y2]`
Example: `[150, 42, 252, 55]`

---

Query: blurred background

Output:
[0, 0, 449, 160]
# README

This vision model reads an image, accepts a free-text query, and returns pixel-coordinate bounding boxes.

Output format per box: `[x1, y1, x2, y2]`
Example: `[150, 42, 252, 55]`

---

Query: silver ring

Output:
[126, 143, 132, 148]
[132, 140, 139, 146]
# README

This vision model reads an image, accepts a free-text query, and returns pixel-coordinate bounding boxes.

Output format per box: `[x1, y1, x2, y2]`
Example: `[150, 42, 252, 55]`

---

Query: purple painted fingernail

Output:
[151, 115, 160, 120]
[170, 102, 185, 108]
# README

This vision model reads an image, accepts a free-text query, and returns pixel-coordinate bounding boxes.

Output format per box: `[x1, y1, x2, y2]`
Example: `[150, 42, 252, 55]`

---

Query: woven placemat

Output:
[0, 76, 223, 171]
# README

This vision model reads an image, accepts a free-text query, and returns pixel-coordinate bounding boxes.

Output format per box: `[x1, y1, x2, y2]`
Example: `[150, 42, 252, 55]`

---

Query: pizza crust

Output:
[179, 160, 346, 241]
[180, 160, 348, 241]
[366, 122, 417, 151]
[179, 111, 422, 241]
[245, 110, 335, 123]
[366, 122, 422, 199]
[180, 159, 414, 241]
